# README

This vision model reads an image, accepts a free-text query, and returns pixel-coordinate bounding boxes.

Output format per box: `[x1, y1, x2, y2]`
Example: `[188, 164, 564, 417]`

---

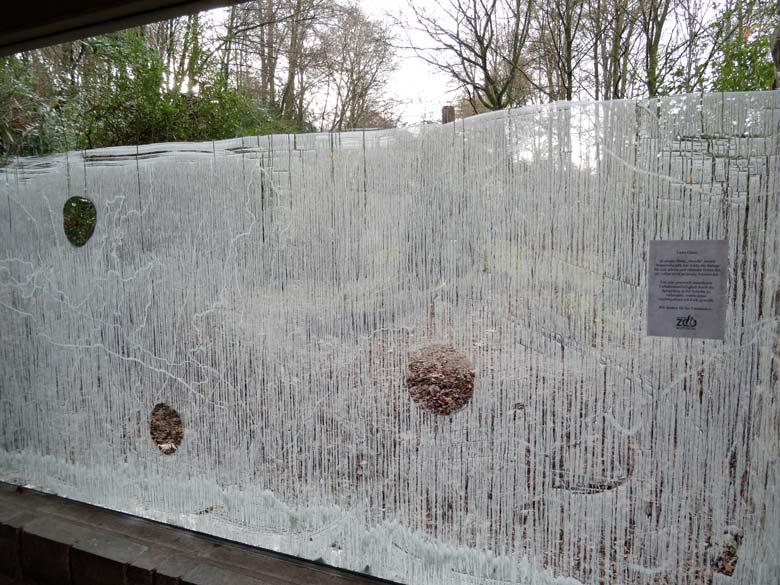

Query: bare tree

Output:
[588, 0, 639, 99]
[316, 5, 397, 131]
[401, 0, 534, 111]
[638, 0, 673, 96]
[278, 0, 336, 121]
[536, 0, 588, 101]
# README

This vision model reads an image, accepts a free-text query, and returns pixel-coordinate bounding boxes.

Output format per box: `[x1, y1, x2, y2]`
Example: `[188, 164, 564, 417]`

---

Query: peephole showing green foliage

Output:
[63, 197, 97, 247]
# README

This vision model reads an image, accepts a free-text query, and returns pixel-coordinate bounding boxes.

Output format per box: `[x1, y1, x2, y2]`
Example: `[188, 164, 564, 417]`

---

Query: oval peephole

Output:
[63, 196, 96, 247]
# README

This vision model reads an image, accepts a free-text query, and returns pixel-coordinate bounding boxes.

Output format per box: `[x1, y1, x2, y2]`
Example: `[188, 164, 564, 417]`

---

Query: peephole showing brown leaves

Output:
[150, 403, 184, 455]
[406, 345, 475, 415]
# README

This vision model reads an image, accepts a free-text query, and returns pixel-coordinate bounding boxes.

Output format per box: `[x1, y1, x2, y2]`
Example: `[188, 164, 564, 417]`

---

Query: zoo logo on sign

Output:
[675, 315, 697, 330]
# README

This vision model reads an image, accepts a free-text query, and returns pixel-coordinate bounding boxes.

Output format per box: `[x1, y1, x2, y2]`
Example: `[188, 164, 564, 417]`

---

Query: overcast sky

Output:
[357, 0, 457, 124]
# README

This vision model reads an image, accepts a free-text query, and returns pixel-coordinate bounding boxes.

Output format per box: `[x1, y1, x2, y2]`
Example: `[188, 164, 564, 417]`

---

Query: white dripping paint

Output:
[1, 92, 779, 585]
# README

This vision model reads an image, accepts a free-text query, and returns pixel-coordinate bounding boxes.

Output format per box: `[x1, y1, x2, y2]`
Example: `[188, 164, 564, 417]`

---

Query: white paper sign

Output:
[647, 240, 728, 339]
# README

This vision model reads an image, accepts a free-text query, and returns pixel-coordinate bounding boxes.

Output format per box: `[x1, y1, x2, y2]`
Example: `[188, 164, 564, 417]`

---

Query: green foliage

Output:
[159, 86, 305, 143]
[0, 26, 310, 159]
[71, 30, 303, 147]
[712, 33, 775, 92]
[659, 62, 711, 96]
[0, 56, 63, 157]
[63, 196, 97, 247]
[73, 30, 168, 148]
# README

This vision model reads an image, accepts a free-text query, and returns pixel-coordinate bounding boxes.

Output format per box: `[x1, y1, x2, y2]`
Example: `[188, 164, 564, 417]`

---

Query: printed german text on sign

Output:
[647, 240, 728, 340]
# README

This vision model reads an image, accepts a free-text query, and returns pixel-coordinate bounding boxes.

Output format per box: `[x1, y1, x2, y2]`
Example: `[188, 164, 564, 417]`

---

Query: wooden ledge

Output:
[0, 482, 399, 585]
